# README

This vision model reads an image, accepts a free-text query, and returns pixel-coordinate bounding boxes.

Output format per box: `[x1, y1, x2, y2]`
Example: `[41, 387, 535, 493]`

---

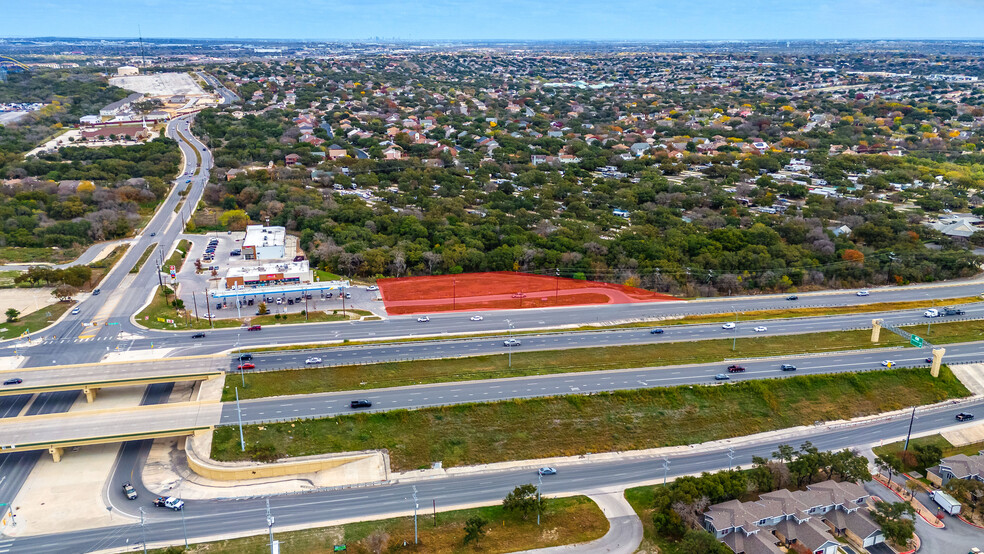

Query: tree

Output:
[678, 529, 731, 554]
[463, 515, 487, 544]
[257, 302, 268, 315]
[772, 443, 795, 464]
[842, 248, 865, 265]
[502, 484, 543, 520]
[875, 455, 903, 487]
[4, 308, 19, 323]
[52, 284, 79, 301]
[913, 443, 943, 470]
[871, 501, 916, 545]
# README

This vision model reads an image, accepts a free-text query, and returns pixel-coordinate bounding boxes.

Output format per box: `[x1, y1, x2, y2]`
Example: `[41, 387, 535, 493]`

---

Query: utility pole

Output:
[412, 486, 419, 544]
[555, 268, 560, 302]
[139, 507, 147, 554]
[341, 285, 346, 316]
[506, 320, 514, 368]
[204, 287, 213, 329]
[903, 406, 917, 452]
[265, 499, 275, 554]
[661, 457, 670, 486]
[727, 447, 736, 471]
[236, 335, 245, 387]
[236, 387, 245, 451]
[192, 291, 199, 322]
[304, 293, 308, 322]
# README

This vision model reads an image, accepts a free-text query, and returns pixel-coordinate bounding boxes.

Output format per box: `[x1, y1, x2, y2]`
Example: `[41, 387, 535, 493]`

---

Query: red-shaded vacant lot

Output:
[377, 272, 678, 315]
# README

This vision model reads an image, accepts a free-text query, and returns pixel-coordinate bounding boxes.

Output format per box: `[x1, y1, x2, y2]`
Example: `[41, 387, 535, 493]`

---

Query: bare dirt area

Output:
[0, 288, 57, 316]
[109, 73, 205, 97]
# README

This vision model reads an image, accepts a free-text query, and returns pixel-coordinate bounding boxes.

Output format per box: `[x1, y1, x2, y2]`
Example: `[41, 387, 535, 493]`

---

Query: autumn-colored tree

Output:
[842, 249, 865, 265]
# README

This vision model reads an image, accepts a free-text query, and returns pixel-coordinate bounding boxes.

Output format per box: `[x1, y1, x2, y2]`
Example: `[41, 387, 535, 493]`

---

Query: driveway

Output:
[519, 491, 642, 554]
[864, 479, 983, 553]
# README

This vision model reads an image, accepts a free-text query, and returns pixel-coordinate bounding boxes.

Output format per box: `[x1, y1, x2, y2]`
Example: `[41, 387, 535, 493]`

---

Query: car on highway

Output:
[780, 364, 797, 371]
[150, 232, 156, 237]
[754, 326, 767, 332]
[3, 378, 22, 386]
[470, 315, 484, 321]
[237, 363, 255, 370]
[350, 399, 372, 409]
[721, 322, 736, 329]
[956, 412, 975, 421]
[154, 496, 184, 510]
[650, 328, 664, 334]
[305, 357, 322, 365]
[856, 290, 869, 296]
[417, 316, 430, 322]
[881, 360, 894, 367]
[238, 353, 253, 361]
[538, 467, 557, 475]
[93, 289, 101, 295]
[192, 332, 206, 339]
[786, 295, 798, 300]
[122, 482, 138, 500]
[71, 307, 80, 315]
[714, 374, 731, 381]
[926, 357, 934, 363]
[503, 338, 521, 347]
[727, 365, 745, 373]
[247, 325, 262, 331]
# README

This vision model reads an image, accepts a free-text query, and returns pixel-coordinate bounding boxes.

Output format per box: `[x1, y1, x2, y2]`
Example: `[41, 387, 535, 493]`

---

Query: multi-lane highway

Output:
[10, 395, 983, 553]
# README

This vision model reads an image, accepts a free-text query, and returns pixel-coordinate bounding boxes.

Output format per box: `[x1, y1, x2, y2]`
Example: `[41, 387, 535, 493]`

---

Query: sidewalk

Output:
[518, 491, 642, 554]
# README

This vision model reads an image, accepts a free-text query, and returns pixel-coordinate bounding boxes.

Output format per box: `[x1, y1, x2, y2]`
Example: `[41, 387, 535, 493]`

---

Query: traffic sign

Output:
[910, 335, 924, 347]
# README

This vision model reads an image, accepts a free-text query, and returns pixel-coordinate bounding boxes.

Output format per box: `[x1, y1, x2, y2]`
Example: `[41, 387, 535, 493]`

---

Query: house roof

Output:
[940, 453, 984, 480]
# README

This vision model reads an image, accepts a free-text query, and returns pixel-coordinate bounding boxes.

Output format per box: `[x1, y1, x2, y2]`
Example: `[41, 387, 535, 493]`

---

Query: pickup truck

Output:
[153, 496, 185, 510]
[727, 365, 746, 373]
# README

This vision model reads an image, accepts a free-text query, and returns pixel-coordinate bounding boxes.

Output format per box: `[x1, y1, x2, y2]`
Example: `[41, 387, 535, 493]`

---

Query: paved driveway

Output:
[864, 479, 983, 553]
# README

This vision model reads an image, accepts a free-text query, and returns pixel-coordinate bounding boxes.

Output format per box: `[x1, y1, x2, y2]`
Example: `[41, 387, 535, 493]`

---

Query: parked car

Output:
[3, 378, 22, 386]
[650, 328, 664, 334]
[721, 322, 736, 329]
[503, 338, 521, 347]
[470, 315, 484, 321]
[753, 326, 767, 332]
[780, 364, 797, 371]
[856, 290, 870, 296]
[305, 357, 322, 365]
[417, 316, 430, 322]
[727, 365, 746, 373]
[122, 482, 138, 500]
[786, 295, 798, 300]
[293, 255, 305, 262]
[350, 399, 372, 409]
[956, 412, 975, 421]
[237, 363, 255, 370]
[366, 285, 379, 291]
[191, 332, 205, 339]
[538, 467, 557, 475]
[71, 307, 80, 315]
[247, 325, 261, 331]
[714, 374, 731, 381]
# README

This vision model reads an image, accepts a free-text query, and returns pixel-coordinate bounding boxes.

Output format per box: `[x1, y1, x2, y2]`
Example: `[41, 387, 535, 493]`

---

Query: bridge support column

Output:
[931, 348, 946, 378]
[48, 446, 63, 463]
[871, 319, 882, 343]
[83, 387, 99, 403]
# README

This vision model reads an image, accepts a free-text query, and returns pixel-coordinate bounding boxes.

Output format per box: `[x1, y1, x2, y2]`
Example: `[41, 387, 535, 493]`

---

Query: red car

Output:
[237, 363, 255, 370]
[247, 325, 261, 331]
[727, 365, 746, 373]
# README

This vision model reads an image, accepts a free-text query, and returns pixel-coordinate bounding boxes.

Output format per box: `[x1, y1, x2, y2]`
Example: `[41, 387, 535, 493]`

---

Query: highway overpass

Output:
[0, 402, 221, 462]
[0, 356, 226, 402]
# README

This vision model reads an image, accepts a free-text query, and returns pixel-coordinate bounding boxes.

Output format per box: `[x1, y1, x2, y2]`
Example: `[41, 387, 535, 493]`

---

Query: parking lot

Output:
[170, 232, 382, 320]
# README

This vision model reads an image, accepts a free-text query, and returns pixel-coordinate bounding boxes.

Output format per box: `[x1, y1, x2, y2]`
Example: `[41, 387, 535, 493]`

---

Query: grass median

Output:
[903, 318, 984, 345]
[213, 366, 968, 470]
[163, 239, 190, 270]
[225, 328, 906, 401]
[130, 243, 158, 274]
[151, 496, 605, 554]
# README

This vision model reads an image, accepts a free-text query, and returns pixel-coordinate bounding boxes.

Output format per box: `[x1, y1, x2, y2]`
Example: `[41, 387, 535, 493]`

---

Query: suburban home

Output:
[327, 144, 347, 160]
[285, 153, 301, 165]
[703, 480, 885, 553]
[926, 214, 983, 238]
[927, 451, 984, 487]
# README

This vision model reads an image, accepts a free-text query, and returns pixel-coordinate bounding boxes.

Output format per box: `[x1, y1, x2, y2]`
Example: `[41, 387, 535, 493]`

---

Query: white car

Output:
[305, 357, 322, 365]
[754, 326, 767, 332]
[71, 307, 81, 315]
[881, 360, 894, 367]
[503, 338, 521, 347]
[857, 290, 870, 297]
[366, 285, 379, 291]
[470, 315, 484, 321]
[417, 316, 430, 322]
[722, 322, 736, 329]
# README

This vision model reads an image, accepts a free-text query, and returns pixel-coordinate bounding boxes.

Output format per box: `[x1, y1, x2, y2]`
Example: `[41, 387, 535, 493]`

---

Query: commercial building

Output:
[242, 224, 286, 260]
[224, 260, 312, 289]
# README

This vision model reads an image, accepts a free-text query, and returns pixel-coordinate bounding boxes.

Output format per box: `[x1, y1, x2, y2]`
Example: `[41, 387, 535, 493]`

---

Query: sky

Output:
[6, 0, 984, 41]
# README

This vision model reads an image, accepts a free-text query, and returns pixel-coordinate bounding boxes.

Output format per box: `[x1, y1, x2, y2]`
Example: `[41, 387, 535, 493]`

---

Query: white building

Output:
[117, 66, 139, 76]
[242, 224, 286, 260]
[224, 260, 312, 289]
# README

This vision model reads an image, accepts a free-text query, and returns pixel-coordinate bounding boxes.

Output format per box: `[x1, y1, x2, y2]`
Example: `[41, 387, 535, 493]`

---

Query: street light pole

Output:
[537, 472, 542, 526]
[265, 499, 275, 554]
[180, 504, 188, 549]
[506, 320, 514, 368]
[728, 447, 736, 471]
[928, 299, 936, 335]
[412, 486, 419, 544]
[731, 306, 738, 351]
[555, 268, 560, 302]
[139, 507, 147, 554]
[662, 457, 670, 486]
[236, 387, 245, 451]
[903, 406, 917, 452]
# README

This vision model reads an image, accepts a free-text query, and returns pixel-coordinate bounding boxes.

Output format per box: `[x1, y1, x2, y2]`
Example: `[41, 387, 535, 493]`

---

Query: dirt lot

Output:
[109, 73, 205, 97]
[0, 287, 57, 316]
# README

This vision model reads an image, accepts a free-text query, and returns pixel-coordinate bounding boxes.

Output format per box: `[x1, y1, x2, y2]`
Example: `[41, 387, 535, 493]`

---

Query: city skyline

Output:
[6, 0, 984, 41]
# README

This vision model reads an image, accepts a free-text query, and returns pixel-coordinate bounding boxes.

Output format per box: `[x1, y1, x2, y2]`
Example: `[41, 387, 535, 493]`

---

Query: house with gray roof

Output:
[927, 451, 984, 487]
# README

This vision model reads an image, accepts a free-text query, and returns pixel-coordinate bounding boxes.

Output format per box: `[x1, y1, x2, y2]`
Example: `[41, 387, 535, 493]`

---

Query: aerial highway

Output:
[9, 395, 982, 553]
